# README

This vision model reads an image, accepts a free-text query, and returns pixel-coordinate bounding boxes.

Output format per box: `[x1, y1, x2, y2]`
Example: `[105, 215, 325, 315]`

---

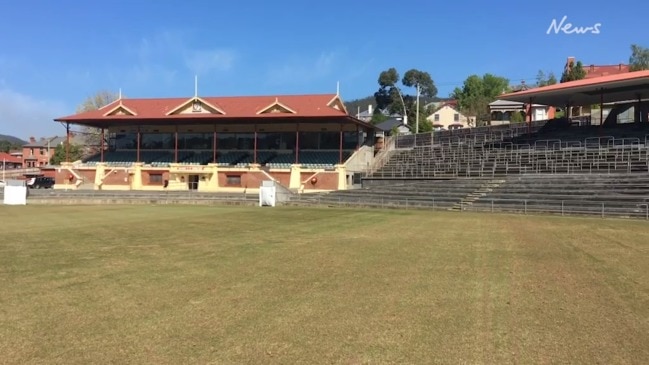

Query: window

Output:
[226, 175, 241, 186]
[434, 114, 439, 122]
[454, 113, 459, 122]
[150, 174, 163, 184]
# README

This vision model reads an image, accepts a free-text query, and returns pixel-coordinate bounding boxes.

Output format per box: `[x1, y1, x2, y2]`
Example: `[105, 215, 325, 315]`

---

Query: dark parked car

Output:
[28, 177, 55, 189]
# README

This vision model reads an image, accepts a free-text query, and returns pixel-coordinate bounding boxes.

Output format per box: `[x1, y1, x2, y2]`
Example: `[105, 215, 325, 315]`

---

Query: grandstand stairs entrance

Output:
[450, 179, 505, 211]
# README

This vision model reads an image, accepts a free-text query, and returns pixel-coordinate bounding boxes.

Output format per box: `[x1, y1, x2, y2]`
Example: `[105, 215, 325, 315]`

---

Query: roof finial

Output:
[194, 75, 198, 98]
[336, 81, 340, 96]
[118, 88, 122, 100]
[275, 97, 279, 103]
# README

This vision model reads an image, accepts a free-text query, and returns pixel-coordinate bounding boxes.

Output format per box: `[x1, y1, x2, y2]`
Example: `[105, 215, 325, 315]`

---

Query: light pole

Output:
[393, 85, 408, 127]
[415, 84, 420, 134]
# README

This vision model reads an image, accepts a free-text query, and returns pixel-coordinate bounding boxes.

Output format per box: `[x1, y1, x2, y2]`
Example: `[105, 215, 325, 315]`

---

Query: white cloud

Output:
[115, 30, 236, 88]
[267, 51, 338, 85]
[0, 88, 69, 139]
[184, 49, 236, 75]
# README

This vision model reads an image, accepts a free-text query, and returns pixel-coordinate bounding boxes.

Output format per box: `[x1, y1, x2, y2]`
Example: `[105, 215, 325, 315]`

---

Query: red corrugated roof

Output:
[500, 70, 649, 99]
[0, 152, 22, 164]
[56, 93, 347, 121]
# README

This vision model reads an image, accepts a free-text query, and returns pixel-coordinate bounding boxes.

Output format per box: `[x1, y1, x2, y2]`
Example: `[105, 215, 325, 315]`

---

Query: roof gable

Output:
[166, 97, 226, 116]
[256, 98, 296, 115]
[327, 95, 348, 114]
[103, 101, 137, 117]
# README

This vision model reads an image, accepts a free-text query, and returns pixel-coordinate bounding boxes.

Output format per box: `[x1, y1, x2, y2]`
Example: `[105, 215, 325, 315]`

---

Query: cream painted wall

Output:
[426, 105, 472, 129]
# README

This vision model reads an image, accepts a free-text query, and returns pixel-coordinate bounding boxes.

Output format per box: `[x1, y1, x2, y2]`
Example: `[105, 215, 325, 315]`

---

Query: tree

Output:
[76, 90, 119, 149]
[452, 73, 509, 124]
[370, 113, 388, 124]
[374, 68, 438, 132]
[560, 60, 586, 83]
[510, 111, 525, 123]
[50, 142, 83, 165]
[536, 70, 558, 87]
[0, 140, 21, 153]
[629, 44, 649, 71]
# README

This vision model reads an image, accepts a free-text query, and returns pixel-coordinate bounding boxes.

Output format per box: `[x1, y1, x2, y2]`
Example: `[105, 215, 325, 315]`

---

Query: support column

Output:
[527, 98, 532, 137]
[212, 125, 217, 163]
[253, 124, 258, 164]
[174, 126, 179, 163]
[65, 122, 70, 163]
[136, 126, 141, 163]
[339, 124, 343, 164]
[295, 124, 300, 164]
[638, 94, 643, 123]
[600, 88, 604, 127]
[355, 125, 360, 150]
[100, 128, 105, 163]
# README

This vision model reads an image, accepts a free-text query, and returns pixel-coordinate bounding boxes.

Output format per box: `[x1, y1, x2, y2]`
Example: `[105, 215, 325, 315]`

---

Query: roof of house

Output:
[0, 152, 22, 164]
[375, 118, 409, 131]
[489, 99, 547, 107]
[56, 94, 349, 121]
[23, 136, 66, 147]
[585, 64, 630, 79]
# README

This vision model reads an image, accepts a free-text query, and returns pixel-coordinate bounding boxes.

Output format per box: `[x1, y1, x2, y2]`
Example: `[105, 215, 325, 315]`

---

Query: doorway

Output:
[188, 174, 199, 190]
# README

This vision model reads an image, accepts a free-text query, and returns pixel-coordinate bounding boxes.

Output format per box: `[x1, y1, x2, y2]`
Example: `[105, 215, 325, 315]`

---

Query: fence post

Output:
[646, 205, 648, 221]
[524, 200, 527, 215]
[432, 197, 435, 210]
[491, 199, 494, 213]
[405, 198, 408, 209]
[561, 201, 564, 216]
[601, 203, 604, 219]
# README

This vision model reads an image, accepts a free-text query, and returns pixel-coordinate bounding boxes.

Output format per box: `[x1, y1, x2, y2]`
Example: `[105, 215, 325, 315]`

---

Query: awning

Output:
[498, 70, 649, 106]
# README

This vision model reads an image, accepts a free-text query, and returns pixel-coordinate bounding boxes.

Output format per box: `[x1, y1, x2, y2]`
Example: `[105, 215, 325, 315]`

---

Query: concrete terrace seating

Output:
[301, 179, 491, 209]
[465, 173, 649, 218]
[303, 173, 649, 219]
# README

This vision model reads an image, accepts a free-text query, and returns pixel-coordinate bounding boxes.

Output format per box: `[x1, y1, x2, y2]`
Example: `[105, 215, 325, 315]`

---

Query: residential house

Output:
[564, 57, 630, 80]
[375, 117, 411, 137]
[564, 57, 632, 118]
[0, 152, 22, 169]
[489, 100, 556, 125]
[355, 104, 402, 123]
[426, 104, 474, 130]
[22, 136, 66, 168]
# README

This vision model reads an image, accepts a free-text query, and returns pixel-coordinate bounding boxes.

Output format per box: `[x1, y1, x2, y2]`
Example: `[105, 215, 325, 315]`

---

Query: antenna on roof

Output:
[194, 75, 198, 97]
[336, 81, 340, 96]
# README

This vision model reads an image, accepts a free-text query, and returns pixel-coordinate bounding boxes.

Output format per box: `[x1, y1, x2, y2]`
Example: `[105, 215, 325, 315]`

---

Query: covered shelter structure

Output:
[53, 93, 376, 193]
[499, 70, 649, 126]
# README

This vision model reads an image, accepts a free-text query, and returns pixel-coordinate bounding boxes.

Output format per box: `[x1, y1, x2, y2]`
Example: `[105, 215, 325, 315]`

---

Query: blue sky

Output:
[0, 0, 647, 139]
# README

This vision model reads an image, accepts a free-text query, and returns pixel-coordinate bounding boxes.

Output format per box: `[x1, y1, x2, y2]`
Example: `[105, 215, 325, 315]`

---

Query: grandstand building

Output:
[53, 93, 376, 193]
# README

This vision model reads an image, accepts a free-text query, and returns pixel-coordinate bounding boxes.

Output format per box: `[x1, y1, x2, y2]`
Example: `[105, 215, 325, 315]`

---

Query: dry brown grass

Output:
[0, 205, 647, 364]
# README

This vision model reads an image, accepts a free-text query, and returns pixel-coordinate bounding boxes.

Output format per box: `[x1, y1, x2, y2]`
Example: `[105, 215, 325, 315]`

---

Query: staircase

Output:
[450, 179, 506, 211]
